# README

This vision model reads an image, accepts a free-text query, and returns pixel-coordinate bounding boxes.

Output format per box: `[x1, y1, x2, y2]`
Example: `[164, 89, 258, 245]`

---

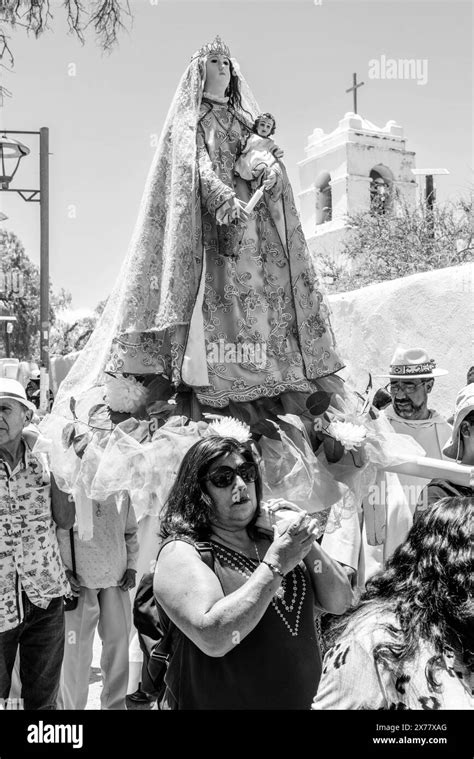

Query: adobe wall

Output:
[328, 262, 473, 418]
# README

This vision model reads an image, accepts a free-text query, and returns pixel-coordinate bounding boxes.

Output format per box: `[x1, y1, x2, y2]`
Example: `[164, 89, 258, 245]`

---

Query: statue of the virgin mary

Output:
[54, 35, 344, 424]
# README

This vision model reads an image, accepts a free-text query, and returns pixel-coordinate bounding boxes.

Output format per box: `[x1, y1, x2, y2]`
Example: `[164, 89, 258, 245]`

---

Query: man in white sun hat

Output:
[0, 379, 75, 709]
[378, 346, 453, 508]
[322, 347, 452, 587]
[416, 382, 474, 518]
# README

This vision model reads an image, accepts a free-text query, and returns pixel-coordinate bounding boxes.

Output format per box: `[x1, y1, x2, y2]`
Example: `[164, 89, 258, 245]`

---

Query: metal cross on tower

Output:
[345, 73, 365, 114]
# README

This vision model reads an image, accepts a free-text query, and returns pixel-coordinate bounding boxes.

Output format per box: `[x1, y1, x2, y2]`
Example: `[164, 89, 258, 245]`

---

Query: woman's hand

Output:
[264, 512, 318, 576]
[256, 499, 306, 537]
[266, 498, 304, 516]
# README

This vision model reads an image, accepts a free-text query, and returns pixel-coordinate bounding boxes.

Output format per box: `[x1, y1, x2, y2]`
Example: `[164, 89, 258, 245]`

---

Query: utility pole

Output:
[411, 168, 449, 238]
[39, 127, 50, 370]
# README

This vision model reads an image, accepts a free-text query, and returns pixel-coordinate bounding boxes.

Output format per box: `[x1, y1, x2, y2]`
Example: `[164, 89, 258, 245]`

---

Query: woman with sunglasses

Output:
[153, 435, 352, 710]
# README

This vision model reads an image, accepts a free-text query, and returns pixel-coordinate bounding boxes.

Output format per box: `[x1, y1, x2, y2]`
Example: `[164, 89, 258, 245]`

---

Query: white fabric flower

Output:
[327, 420, 367, 451]
[204, 415, 251, 443]
[104, 375, 148, 413]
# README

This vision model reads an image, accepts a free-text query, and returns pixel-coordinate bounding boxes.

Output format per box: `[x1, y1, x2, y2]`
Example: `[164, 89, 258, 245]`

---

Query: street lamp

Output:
[0, 135, 30, 189]
[0, 128, 50, 377]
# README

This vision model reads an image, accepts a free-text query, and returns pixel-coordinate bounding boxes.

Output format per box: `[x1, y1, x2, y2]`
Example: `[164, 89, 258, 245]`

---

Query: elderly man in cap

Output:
[0, 379, 74, 709]
[416, 382, 474, 517]
[322, 347, 452, 587]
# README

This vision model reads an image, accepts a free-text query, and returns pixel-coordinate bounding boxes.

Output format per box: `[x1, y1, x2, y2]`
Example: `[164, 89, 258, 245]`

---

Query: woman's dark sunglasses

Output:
[203, 462, 258, 488]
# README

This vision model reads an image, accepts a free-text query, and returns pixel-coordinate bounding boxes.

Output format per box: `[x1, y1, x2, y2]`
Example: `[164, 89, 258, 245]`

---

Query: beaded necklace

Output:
[211, 540, 306, 637]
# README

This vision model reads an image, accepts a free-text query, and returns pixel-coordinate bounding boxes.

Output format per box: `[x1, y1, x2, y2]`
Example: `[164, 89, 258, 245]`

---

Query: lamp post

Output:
[411, 168, 449, 237]
[0, 129, 50, 373]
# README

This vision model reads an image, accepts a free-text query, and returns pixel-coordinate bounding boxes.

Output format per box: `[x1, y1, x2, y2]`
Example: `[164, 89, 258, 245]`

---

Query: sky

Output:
[0, 0, 472, 312]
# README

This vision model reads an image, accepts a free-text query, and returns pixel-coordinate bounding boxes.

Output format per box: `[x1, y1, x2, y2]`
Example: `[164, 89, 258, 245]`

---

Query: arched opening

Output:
[315, 171, 332, 226]
[370, 165, 393, 214]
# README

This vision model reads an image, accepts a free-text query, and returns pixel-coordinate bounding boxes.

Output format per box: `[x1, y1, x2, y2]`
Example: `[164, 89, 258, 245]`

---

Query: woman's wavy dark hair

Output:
[159, 436, 262, 541]
[326, 497, 474, 690]
[225, 61, 254, 124]
[199, 56, 254, 126]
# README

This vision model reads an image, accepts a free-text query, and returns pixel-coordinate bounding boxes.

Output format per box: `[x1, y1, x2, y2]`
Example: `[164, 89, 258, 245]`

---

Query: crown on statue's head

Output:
[191, 35, 232, 61]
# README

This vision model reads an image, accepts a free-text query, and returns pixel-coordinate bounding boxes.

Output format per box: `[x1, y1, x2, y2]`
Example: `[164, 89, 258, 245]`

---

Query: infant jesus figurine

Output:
[235, 113, 284, 196]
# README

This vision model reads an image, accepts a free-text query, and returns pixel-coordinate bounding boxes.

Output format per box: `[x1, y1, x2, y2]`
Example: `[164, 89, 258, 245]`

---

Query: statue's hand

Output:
[227, 197, 249, 223]
[263, 171, 277, 191]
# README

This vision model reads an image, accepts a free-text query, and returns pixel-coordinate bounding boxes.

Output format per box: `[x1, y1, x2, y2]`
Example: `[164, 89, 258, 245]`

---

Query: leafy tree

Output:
[0, 228, 43, 358]
[0, 228, 103, 360]
[49, 299, 102, 356]
[320, 196, 474, 293]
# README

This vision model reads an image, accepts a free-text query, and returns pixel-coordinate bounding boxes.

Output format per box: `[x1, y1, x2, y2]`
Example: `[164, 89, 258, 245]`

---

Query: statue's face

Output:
[256, 117, 274, 138]
[205, 54, 231, 92]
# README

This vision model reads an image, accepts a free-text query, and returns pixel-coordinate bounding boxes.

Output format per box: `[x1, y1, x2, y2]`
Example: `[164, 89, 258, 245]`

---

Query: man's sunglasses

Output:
[202, 462, 258, 488]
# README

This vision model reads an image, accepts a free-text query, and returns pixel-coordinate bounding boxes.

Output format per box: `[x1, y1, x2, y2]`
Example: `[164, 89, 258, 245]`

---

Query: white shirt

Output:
[57, 492, 138, 589]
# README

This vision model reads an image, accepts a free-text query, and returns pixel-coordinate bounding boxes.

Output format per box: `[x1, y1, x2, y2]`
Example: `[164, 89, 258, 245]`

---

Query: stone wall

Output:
[327, 262, 473, 418]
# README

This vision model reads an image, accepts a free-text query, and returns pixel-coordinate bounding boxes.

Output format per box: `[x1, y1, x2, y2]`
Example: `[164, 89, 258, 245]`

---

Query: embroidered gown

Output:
[177, 95, 343, 409]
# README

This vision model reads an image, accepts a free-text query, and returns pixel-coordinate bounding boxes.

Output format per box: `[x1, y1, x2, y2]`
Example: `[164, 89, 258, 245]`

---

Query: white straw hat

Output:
[375, 347, 448, 380]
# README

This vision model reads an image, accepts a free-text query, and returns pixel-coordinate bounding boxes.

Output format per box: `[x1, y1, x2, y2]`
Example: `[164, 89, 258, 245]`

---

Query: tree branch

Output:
[0, 0, 132, 71]
[63, 0, 86, 44]
[22, 0, 53, 38]
[87, 0, 131, 52]
[0, 27, 15, 67]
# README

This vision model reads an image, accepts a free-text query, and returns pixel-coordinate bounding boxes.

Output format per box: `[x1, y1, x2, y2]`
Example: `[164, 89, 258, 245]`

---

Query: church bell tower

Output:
[297, 111, 417, 263]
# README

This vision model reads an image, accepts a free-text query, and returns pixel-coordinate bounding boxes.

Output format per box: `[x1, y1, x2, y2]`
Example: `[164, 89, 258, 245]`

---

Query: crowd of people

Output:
[0, 362, 472, 711]
[0, 35, 472, 712]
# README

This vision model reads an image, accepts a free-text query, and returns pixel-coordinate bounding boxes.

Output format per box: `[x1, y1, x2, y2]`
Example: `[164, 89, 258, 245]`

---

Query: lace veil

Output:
[54, 50, 260, 415]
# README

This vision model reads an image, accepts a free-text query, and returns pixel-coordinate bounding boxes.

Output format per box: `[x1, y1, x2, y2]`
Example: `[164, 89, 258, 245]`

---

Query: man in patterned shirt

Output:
[0, 379, 74, 709]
